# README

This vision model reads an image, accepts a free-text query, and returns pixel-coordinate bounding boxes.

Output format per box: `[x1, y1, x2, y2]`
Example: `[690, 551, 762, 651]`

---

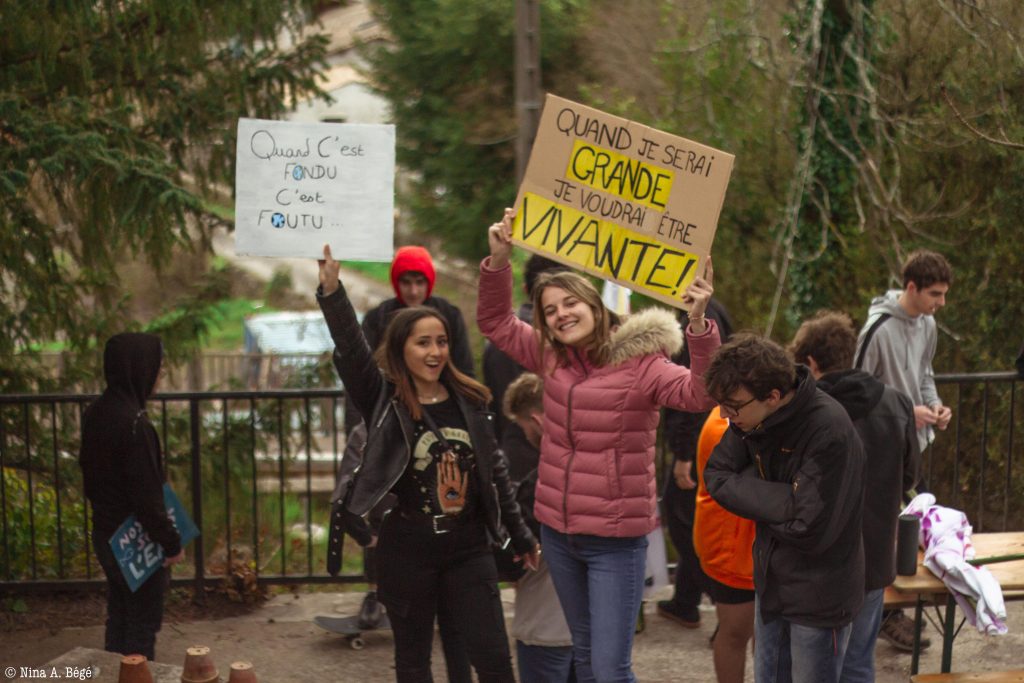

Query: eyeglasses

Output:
[718, 395, 757, 417]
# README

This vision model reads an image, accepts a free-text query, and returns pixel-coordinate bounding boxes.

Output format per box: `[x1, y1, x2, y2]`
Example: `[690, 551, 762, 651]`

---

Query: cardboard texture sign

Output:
[513, 95, 734, 310]
[234, 118, 395, 260]
[109, 484, 200, 592]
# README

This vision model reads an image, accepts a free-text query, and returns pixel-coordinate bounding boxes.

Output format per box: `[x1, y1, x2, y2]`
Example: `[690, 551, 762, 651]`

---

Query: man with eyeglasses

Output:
[703, 334, 865, 683]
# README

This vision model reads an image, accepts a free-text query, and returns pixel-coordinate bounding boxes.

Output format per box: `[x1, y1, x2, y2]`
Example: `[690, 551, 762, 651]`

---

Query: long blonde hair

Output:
[530, 271, 621, 371]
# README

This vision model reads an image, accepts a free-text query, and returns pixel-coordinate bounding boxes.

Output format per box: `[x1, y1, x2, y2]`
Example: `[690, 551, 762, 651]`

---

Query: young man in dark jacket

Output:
[79, 333, 184, 660]
[791, 311, 921, 681]
[704, 335, 865, 683]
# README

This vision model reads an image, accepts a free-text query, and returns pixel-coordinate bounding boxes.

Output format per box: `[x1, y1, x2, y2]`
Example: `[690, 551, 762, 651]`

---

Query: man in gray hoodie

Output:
[854, 249, 953, 454]
[853, 248, 952, 652]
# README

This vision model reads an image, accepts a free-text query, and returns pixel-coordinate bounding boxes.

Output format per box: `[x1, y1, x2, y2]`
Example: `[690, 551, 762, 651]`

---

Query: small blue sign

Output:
[108, 484, 200, 592]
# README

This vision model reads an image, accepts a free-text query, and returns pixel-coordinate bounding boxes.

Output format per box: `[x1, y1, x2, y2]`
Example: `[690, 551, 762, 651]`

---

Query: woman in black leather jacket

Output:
[317, 246, 538, 683]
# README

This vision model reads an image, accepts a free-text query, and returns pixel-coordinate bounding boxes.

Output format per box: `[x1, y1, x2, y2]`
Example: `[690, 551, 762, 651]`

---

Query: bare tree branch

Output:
[940, 83, 1024, 150]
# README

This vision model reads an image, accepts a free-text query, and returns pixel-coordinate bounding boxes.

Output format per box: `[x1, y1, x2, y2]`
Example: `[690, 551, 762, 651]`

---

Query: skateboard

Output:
[314, 613, 391, 650]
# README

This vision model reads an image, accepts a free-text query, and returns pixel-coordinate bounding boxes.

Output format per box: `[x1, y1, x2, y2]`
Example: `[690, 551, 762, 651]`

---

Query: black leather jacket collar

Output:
[317, 281, 535, 556]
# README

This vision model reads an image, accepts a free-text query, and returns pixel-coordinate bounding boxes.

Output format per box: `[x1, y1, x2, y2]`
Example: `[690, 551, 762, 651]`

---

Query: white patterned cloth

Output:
[902, 493, 1008, 635]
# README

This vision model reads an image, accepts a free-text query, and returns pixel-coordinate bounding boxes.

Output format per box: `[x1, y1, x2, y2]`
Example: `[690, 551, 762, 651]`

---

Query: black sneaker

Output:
[656, 600, 700, 629]
[878, 610, 931, 652]
[358, 590, 384, 630]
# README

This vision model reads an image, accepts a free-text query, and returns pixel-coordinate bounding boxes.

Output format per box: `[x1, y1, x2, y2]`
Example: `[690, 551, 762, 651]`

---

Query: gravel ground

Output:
[2, 587, 1023, 682]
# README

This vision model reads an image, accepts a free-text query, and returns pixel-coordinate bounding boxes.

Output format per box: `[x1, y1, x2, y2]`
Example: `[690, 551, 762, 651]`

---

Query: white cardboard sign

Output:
[234, 118, 395, 260]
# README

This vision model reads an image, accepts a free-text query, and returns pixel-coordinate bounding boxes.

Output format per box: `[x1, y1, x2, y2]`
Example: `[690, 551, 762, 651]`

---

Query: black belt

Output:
[397, 509, 464, 534]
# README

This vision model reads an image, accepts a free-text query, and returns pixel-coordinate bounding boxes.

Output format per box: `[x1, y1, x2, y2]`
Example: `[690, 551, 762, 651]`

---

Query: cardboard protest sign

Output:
[513, 95, 734, 310]
[235, 118, 395, 260]
[109, 484, 199, 592]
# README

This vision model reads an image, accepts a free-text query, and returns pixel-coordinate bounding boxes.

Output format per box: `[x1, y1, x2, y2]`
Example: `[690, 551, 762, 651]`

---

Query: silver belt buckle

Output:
[432, 514, 451, 534]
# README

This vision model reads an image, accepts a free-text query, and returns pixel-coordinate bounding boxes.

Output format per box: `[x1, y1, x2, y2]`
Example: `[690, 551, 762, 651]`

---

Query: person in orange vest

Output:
[693, 407, 755, 683]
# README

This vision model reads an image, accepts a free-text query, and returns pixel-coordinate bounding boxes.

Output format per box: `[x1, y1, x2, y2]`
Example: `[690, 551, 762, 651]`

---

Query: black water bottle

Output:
[896, 514, 920, 576]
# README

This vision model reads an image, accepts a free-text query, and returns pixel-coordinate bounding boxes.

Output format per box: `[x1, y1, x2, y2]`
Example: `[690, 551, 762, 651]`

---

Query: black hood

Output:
[815, 368, 884, 422]
[103, 333, 163, 409]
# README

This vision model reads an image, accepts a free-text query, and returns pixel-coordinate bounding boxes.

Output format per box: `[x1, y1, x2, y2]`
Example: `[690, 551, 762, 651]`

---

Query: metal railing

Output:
[0, 371, 1021, 594]
[926, 371, 1022, 532]
[34, 351, 339, 392]
[0, 388, 357, 594]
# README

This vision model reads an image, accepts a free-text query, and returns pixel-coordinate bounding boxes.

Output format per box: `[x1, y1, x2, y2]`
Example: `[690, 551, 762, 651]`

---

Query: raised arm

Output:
[477, 209, 542, 371]
[317, 245, 385, 423]
[639, 320, 721, 412]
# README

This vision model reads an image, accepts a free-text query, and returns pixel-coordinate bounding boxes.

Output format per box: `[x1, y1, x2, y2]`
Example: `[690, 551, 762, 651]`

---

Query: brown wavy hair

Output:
[530, 271, 621, 371]
[789, 310, 857, 374]
[374, 307, 490, 420]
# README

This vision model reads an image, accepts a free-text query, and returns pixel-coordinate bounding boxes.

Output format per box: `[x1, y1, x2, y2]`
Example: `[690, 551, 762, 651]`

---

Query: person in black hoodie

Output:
[791, 311, 921, 681]
[79, 333, 183, 660]
[703, 334, 864, 683]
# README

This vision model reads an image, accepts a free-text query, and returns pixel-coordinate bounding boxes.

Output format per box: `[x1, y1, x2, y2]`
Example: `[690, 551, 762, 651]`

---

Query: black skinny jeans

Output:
[662, 478, 708, 610]
[376, 512, 515, 683]
[92, 531, 167, 660]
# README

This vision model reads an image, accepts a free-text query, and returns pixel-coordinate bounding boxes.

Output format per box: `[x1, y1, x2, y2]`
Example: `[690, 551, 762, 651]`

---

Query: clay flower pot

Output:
[118, 654, 154, 683]
[181, 645, 219, 683]
[227, 661, 258, 683]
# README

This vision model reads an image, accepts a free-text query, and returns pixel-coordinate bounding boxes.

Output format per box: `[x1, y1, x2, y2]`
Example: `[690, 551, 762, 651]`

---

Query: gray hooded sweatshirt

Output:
[854, 289, 940, 452]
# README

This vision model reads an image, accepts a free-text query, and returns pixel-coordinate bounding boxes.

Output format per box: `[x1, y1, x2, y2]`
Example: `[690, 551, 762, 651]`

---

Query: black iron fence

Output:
[0, 371, 1021, 594]
[0, 388, 357, 593]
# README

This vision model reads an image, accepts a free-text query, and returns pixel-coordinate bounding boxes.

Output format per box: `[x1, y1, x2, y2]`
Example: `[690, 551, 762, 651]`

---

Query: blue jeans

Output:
[839, 587, 884, 683]
[754, 597, 853, 683]
[516, 641, 575, 682]
[541, 524, 647, 683]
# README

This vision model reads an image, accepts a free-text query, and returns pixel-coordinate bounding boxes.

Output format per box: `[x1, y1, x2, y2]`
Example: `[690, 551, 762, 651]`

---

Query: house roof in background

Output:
[318, 1, 385, 54]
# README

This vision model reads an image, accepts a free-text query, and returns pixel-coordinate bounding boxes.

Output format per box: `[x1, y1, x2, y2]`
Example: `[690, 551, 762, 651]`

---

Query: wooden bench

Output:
[884, 585, 929, 609]
[911, 671, 1024, 682]
[884, 586, 1024, 612]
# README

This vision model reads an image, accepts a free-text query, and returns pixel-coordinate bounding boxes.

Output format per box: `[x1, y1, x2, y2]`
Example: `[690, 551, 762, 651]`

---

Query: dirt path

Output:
[3, 587, 1022, 682]
[211, 228, 393, 314]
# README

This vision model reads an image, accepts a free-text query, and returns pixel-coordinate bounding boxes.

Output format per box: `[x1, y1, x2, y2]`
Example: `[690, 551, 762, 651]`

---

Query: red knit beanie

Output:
[390, 246, 436, 303]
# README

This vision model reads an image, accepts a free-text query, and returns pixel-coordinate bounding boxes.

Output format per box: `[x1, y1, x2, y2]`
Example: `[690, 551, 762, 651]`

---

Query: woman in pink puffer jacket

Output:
[478, 209, 720, 683]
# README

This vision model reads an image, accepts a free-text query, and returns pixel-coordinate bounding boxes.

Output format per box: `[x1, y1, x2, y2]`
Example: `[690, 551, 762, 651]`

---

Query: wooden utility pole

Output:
[515, 0, 542, 184]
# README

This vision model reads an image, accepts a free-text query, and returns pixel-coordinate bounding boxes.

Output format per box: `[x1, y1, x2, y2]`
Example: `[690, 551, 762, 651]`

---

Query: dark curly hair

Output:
[704, 333, 796, 403]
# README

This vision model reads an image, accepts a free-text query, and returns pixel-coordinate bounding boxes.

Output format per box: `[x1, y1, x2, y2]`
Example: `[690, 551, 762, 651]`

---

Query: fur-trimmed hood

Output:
[477, 259, 720, 538]
[604, 307, 683, 366]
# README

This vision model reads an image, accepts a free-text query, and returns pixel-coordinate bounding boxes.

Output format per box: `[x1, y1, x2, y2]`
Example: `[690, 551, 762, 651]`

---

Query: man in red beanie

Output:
[360, 245, 475, 376]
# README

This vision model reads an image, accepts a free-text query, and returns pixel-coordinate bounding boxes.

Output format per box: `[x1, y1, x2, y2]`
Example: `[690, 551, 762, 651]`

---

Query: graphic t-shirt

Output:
[394, 397, 479, 518]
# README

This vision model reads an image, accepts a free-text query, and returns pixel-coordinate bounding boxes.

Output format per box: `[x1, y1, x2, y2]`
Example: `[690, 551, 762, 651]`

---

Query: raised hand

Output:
[487, 207, 516, 269]
[682, 256, 715, 333]
[318, 244, 340, 296]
